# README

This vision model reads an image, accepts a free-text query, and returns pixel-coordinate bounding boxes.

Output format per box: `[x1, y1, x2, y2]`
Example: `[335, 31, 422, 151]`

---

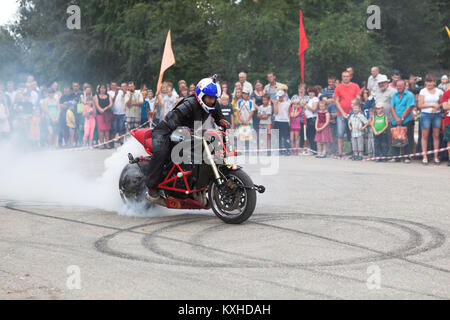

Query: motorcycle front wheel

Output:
[208, 169, 257, 224]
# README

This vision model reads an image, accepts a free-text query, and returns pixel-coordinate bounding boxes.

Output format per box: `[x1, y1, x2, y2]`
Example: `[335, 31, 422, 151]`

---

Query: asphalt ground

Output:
[0, 147, 449, 299]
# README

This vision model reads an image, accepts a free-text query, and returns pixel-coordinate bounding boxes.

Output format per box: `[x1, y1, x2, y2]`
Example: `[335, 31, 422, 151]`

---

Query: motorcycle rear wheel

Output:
[208, 169, 256, 224]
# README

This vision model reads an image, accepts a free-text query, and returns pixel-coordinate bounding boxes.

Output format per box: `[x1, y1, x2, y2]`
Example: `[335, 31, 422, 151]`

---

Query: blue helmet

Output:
[195, 77, 221, 113]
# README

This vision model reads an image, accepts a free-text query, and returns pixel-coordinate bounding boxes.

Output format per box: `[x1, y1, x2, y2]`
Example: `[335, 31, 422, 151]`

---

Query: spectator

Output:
[324, 97, 338, 156]
[66, 102, 76, 147]
[418, 74, 443, 164]
[371, 103, 389, 161]
[146, 89, 156, 124]
[238, 72, 253, 95]
[438, 75, 448, 91]
[348, 99, 369, 160]
[389, 80, 415, 163]
[41, 88, 59, 147]
[26, 81, 39, 109]
[289, 99, 302, 155]
[346, 67, 362, 87]
[264, 72, 282, 102]
[321, 76, 336, 102]
[220, 81, 230, 97]
[178, 80, 187, 93]
[5, 81, 16, 107]
[50, 82, 62, 101]
[251, 80, 264, 138]
[257, 94, 272, 151]
[232, 81, 242, 99]
[140, 89, 151, 126]
[390, 70, 401, 89]
[314, 100, 333, 158]
[219, 94, 234, 128]
[125, 81, 143, 132]
[237, 88, 254, 149]
[72, 82, 83, 146]
[58, 87, 73, 147]
[305, 86, 319, 152]
[188, 83, 196, 95]
[231, 88, 243, 128]
[367, 66, 382, 98]
[109, 82, 126, 145]
[0, 92, 10, 140]
[178, 87, 189, 100]
[83, 99, 96, 147]
[366, 108, 375, 158]
[29, 106, 41, 148]
[442, 87, 450, 166]
[273, 90, 290, 155]
[333, 71, 361, 157]
[291, 84, 309, 149]
[158, 82, 177, 118]
[374, 74, 397, 155]
[94, 84, 113, 149]
[360, 81, 369, 102]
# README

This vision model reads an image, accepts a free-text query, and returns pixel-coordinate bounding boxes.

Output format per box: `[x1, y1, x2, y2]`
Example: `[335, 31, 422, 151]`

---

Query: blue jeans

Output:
[420, 112, 441, 129]
[112, 114, 126, 135]
[337, 115, 350, 139]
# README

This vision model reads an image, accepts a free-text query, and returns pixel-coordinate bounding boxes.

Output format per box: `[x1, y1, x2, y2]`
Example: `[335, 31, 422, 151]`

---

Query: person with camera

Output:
[124, 81, 143, 132]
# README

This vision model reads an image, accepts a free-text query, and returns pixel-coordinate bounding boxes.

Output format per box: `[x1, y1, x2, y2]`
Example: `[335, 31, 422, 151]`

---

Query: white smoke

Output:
[0, 137, 165, 217]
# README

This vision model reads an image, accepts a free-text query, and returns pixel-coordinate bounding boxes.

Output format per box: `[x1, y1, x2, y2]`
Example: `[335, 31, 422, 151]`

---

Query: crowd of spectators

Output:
[0, 69, 449, 165]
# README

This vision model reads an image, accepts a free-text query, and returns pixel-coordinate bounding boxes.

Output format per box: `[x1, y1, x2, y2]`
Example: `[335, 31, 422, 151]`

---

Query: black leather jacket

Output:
[162, 94, 225, 132]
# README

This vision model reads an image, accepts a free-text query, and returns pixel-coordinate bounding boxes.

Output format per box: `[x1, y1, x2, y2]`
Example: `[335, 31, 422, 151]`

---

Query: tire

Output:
[119, 163, 154, 210]
[208, 169, 257, 224]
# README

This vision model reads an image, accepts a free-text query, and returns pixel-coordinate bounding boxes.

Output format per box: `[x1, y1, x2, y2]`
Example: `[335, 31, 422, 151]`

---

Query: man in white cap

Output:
[374, 75, 397, 119]
[438, 75, 448, 91]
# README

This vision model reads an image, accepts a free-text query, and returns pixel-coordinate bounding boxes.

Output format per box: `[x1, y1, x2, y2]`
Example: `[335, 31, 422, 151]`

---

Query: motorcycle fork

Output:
[202, 138, 221, 181]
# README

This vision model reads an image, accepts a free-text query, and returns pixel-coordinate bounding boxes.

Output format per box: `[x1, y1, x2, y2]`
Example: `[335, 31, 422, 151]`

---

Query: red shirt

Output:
[333, 82, 361, 115]
[443, 89, 450, 125]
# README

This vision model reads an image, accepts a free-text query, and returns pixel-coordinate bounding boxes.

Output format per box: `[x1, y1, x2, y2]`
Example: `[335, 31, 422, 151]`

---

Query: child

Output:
[219, 94, 234, 129]
[314, 100, 333, 158]
[237, 88, 254, 145]
[366, 108, 375, 158]
[289, 99, 302, 155]
[83, 101, 96, 147]
[66, 102, 76, 147]
[325, 97, 338, 156]
[0, 96, 10, 140]
[348, 99, 369, 160]
[258, 93, 272, 152]
[29, 107, 41, 148]
[371, 103, 389, 162]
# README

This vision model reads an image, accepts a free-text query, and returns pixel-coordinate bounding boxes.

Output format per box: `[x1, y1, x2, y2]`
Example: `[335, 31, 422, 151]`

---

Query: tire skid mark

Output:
[2, 201, 448, 299]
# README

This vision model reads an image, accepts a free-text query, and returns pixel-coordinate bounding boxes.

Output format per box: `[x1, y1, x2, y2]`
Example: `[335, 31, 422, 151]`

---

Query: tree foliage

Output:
[1, 0, 448, 92]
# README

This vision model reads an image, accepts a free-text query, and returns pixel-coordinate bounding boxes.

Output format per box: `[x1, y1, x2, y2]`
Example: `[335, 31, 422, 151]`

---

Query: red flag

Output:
[156, 30, 176, 94]
[299, 10, 309, 84]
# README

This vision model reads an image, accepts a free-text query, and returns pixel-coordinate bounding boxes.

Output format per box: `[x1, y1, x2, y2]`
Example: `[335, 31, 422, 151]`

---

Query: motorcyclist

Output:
[145, 76, 231, 202]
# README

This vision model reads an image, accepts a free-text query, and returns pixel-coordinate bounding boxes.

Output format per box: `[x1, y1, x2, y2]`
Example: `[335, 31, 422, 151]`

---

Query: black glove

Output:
[219, 119, 231, 129]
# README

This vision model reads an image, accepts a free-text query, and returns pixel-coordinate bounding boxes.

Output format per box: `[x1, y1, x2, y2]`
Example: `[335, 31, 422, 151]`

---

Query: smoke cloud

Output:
[0, 137, 165, 217]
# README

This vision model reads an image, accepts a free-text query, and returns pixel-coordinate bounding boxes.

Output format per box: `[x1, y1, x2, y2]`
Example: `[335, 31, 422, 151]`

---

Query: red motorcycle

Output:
[119, 126, 265, 224]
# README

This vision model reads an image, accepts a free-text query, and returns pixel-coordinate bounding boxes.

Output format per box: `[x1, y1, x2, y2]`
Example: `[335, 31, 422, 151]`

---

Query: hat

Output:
[375, 103, 384, 109]
[377, 74, 389, 83]
[392, 69, 401, 76]
[441, 75, 448, 80]
[242, 88, 251, 94]
[276, 90, 285, 97]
